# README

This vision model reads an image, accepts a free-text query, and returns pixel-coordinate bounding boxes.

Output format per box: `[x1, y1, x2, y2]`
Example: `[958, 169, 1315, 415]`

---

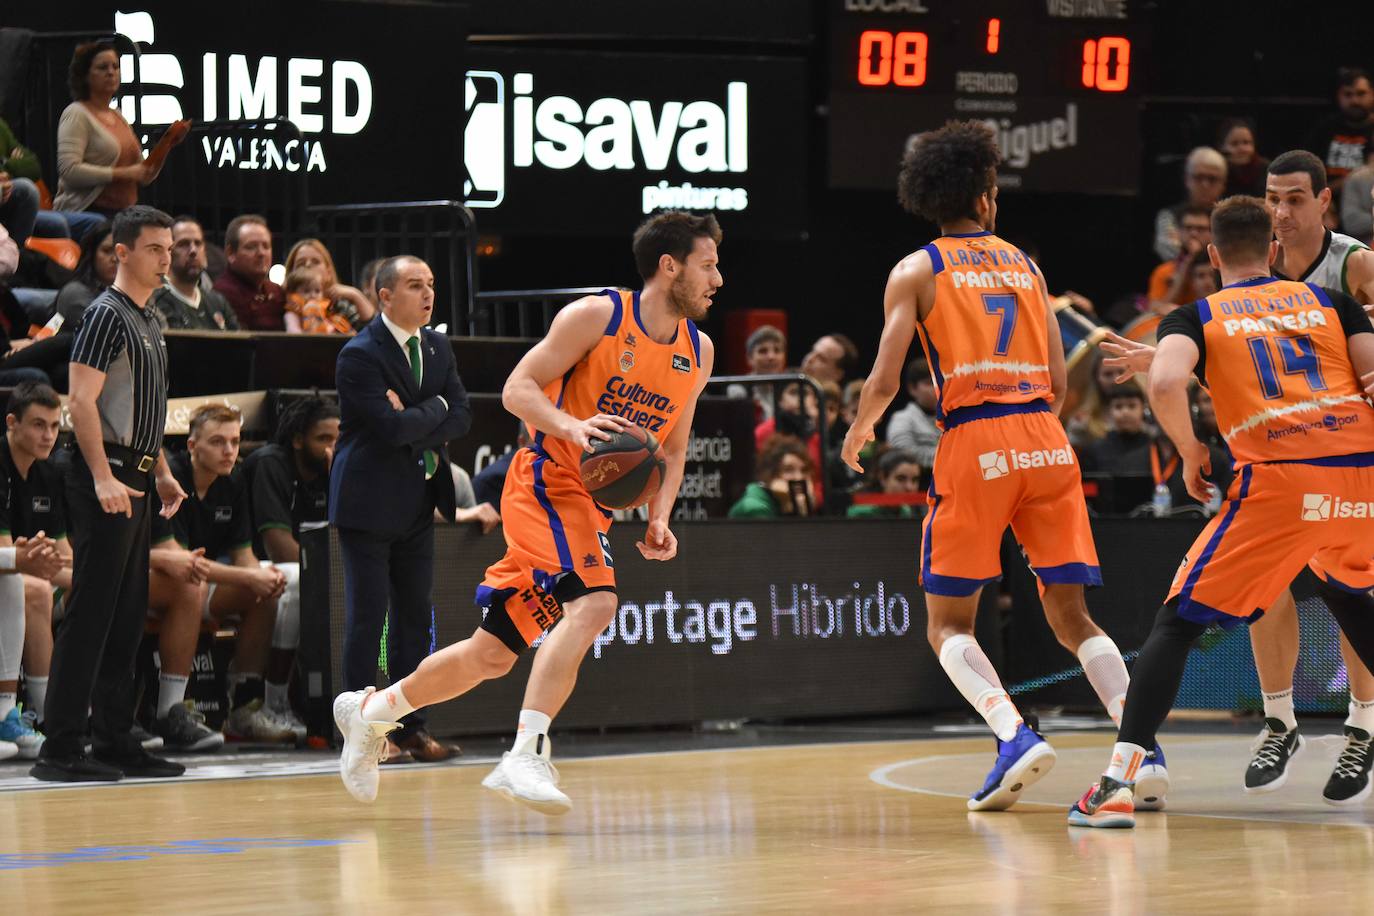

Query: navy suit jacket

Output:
[330, 317, 472, 537]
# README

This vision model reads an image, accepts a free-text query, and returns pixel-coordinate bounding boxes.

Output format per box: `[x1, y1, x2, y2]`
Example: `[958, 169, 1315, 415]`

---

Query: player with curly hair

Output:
[842, 120, 1150, 813]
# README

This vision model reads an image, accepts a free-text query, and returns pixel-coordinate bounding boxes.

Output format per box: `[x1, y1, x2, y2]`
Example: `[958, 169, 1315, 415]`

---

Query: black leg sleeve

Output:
[1117, 600, 1209, 749]
[1319, 582, 1374, 672]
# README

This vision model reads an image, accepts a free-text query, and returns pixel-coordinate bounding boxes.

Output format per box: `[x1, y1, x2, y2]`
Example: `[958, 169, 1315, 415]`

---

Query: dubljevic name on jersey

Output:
[1216, 287, 1329, 336]
[596, 375, 676, 432]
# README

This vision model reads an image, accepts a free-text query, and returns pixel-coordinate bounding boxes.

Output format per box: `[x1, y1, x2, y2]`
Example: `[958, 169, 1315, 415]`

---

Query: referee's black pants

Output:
[337, 509, 435, 737]
[40, 457, 152, 758]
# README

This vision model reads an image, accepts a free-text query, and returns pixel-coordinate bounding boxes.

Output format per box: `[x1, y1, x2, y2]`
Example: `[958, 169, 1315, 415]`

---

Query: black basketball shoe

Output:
[1244, 717, 1303, 793]
[1323, 726, 1374, 806]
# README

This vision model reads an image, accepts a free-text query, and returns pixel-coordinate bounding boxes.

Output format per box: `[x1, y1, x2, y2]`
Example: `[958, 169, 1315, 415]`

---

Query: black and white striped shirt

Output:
[70, 287, 169, 457]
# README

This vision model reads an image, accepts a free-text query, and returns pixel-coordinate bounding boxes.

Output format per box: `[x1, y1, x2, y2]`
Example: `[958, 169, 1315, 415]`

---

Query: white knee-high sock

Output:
[0, 575, 24, 718]
[270, 562, 301, 651]
[1078, 635, 1130, 726]
[24, 675, 47, 719]
[938, 634, 1021, 741]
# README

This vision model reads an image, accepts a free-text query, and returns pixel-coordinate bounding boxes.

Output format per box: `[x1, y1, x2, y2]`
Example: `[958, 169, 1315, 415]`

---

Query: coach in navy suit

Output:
[330, 255, 471, 760]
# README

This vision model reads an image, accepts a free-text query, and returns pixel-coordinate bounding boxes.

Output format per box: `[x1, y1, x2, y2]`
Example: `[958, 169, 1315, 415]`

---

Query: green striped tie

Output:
[407, 335, 438, 479]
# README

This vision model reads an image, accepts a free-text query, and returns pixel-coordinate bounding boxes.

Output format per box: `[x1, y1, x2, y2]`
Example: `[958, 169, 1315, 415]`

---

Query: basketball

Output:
[579, 425, 666, 509]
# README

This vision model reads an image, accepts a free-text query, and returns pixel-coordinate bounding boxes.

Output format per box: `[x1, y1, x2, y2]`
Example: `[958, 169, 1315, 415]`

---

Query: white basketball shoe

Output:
[481, 734, 572, 816]
[333, 687, 399, 802]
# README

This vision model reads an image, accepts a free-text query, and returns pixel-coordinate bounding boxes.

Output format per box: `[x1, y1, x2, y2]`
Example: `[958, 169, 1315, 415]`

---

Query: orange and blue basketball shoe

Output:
[968, 721, 1057, 811]
[1068, 776, 1136, 828]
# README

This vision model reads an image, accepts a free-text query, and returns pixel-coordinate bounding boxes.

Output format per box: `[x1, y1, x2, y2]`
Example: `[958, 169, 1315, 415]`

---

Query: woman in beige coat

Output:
[53, 41, 158, 221]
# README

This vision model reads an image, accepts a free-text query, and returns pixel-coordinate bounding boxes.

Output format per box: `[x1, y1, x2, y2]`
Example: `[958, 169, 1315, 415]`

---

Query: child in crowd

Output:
[284, 267, 354, 335]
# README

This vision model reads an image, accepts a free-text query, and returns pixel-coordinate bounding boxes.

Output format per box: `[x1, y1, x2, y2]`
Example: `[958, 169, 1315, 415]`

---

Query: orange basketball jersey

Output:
[532, 288, 703, 473]
[916, 231, 1054, 427]
[1193, 279, 1374, 465]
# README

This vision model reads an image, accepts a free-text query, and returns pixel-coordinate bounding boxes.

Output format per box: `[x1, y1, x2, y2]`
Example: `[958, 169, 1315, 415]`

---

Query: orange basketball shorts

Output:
[1168, 456, 1374, 626]
[920, 402, 1100, 597]
[475, 448, 616, 653]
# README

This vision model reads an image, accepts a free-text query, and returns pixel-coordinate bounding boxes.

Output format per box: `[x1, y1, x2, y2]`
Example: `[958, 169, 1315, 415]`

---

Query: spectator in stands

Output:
[1217, 118, 1269, 198]
[443, 462, 501, 532]
[284, 239, 375, 328]
[0, 116, 81, 243]
[472, 422, 530, 513]
[1154, 147, 1227, 261]
[885, 358, 940, 470]
[284, 267, 354, 335]
[728, 435, 816, 518]
[53, 220, 115, 330]
[154, 404, 295, 743]
[801, 332, 858, 385]
[1067, 351, 1122, 450]
[53, 42, 164, 224]
[1084, 386, 1153, 475]
[358, 258, 385, 314]
[1303, 67, 1374, 195]
[846, 448, 922, 519]
[1340, 152, 1374, 243]
[1147, 204, 1212, 313]
[725, 324, 787, 421]
[841, 379, 864, 427]
[0, 243, 54, 388]
[152, 217, 240, 331]
[0, 383, 70, 757]
[1187, 251, 1220, 298]
[244, 397, 339, 735]
[214, 214, 289, 331]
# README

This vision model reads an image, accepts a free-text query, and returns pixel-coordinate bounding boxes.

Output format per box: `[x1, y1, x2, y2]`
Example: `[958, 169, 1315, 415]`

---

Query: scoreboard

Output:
[828, 0, 1151, 195]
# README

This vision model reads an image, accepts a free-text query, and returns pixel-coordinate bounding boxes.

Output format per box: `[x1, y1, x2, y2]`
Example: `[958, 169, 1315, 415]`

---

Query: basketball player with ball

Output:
[334, 211, 718, 814]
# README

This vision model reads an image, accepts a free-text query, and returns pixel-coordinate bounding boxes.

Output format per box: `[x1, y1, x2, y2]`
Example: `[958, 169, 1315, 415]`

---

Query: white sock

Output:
[157, 673, 189, 717]
[270, 562, 301, 650]
[265, 681, 290, 713]
[0, 575, 23, 687]
[1262, 688, 1297, 731]
[512, 709, 552, 755]
[0, 691, 14, 718]
[1104, 741, 1149, 783]
[938, 634, 1021, 741]
[361, 683, 415, 723]
[1347, 696, 1374, 734]
[1077, 635, 1129, 726]
[25, 675, 47, 720]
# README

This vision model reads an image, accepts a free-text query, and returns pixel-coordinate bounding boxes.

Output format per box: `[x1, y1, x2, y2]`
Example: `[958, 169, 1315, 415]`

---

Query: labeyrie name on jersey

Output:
[1217, 288, 1328, 337]
[596, 375, 674, 432]
[944, 247, 1037, 291]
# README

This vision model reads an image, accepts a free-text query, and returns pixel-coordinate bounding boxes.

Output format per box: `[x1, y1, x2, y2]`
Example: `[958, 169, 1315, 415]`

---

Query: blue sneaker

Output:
[0, 707, 44, 759]
[1134, 743, 1168, 811]
[967, 722, 1057, 811]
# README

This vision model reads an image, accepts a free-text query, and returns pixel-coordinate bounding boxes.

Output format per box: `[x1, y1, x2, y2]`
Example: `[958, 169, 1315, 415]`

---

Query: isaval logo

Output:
[463, 70, 751, 215]
[978, 450, 1009, 480]
[1302, 493, 1374, 520]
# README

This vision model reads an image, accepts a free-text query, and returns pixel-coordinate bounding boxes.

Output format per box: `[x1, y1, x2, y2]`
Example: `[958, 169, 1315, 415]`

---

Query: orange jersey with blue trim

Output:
[1169, 278, 1374, 466]
[533, 288, 703, 473]
[916, 231, 1053, 427]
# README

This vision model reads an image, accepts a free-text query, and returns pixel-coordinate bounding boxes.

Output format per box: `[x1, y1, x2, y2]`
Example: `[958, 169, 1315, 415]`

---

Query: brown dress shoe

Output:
[379, 738, 413, 765]
[393, 728, 461, 762]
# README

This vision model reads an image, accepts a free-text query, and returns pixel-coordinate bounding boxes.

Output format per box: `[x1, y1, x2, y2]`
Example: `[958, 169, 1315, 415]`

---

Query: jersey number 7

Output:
[982, 294, 1017, 356]
[1246, 334, 1327, 401]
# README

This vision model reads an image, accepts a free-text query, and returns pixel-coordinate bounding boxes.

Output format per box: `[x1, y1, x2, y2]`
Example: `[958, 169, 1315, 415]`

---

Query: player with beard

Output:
[842, 120, 1141, 812]
[333, 211, 718, 813]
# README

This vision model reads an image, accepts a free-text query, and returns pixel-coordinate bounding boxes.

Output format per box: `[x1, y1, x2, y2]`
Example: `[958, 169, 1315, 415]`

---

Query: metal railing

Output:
[472, 286, 605, 339]
[307, 200, 479, 335]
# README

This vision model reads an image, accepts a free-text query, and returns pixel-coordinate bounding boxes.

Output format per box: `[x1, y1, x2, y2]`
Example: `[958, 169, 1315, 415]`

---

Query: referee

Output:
[31, 206, 190, 783]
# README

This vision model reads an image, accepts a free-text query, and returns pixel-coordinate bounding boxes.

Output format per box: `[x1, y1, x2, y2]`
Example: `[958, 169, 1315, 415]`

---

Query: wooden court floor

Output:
[4, 732, 1374, 914]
